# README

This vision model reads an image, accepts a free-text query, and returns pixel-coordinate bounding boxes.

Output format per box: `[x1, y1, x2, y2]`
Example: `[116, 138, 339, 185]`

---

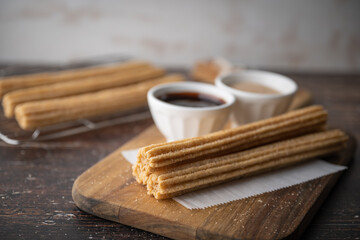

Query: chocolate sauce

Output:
[157, 92, 225, 108]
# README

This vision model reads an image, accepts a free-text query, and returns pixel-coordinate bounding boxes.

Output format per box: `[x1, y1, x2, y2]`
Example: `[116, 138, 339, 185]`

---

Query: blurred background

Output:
[0, 0, 359, 72]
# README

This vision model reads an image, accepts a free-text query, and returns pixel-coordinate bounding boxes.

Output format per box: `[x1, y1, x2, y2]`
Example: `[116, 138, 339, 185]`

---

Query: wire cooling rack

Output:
[0, 55, 154, 145]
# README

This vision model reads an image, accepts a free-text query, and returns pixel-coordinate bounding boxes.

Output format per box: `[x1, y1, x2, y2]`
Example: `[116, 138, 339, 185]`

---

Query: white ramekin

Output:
[216, 70, 297, 126]
[147, 81, 235, 142]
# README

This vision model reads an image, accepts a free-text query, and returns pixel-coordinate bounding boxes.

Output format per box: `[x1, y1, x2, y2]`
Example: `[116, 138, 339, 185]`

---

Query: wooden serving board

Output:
[72, 125, 356, 240]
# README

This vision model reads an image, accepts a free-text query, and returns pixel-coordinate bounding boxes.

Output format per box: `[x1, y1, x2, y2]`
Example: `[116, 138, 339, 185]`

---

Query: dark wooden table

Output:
[0, 64, 359, 239]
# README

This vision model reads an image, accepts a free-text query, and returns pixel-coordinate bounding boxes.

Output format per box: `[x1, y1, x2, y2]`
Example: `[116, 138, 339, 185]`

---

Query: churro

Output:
[3, 66, 164, 118]
[191, 58, 233, 83]
[0, 60, 152, 98]
[133, 105, 328, 185]
[14, 74, 184, 130]
[135, 129, 347, 199]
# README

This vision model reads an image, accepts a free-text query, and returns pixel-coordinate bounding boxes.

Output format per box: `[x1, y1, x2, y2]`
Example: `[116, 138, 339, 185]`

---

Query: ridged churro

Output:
[135, 129, 347, 199]
[0, 60, 152, 98]
[15, 74, 184, 130]
[133, 105, 328, 185]
[3, 66, 164, 118]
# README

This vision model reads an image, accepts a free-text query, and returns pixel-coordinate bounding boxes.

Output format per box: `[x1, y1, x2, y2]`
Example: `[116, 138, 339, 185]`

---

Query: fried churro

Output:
[135, 129, 347, 199]
[3, 66, 164, 118]
[0, 60, 152, 98]
[14, 74, 184, 130]
[191, 58, 233, 83]
[133, 105, 328, 185]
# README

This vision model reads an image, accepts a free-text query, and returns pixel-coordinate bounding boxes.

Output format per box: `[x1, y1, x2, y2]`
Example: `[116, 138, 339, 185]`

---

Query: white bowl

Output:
[216, 70, 297, 126]
[147, 82, 235, 142]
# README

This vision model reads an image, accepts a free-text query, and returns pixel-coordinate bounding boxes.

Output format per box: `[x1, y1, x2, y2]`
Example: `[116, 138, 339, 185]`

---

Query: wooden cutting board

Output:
[72, 125, 356, 240]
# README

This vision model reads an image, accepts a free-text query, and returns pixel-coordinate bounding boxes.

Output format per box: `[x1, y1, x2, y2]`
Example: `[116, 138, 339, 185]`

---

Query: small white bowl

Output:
[147, 82, 235, 142]
[216, 70, 297, 126]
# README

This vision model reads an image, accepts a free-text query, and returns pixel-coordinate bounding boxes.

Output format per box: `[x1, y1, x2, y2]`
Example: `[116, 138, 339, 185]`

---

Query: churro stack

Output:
[2, 66, 164, 118]
[132, 106, 348, 199]
[0, 60, 185, 130]
[15, 75, 184, 130]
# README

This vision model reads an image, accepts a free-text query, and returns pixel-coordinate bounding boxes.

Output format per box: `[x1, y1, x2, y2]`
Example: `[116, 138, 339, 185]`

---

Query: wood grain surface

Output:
[72, 125, 356, 240]
[0, 63, 359, 239]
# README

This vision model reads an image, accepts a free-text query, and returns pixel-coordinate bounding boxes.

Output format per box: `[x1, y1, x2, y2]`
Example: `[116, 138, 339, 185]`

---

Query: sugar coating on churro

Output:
[133, 129, 347, 199]
[0, 60, 152, 98]
[14, 74, 184, 130]
[133, 105, 328, 185]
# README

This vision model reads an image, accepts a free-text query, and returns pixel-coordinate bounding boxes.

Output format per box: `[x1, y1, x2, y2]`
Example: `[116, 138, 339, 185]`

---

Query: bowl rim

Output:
[215, 69, 298, 100]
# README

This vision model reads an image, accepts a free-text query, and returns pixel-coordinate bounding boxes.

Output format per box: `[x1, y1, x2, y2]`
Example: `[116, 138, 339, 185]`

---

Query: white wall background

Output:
[0, 0, 359, 72]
